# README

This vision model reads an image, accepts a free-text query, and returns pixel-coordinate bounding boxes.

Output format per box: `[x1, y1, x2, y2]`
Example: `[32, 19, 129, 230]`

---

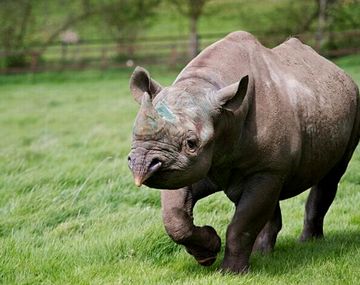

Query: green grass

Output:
[1, 56, 360, 284]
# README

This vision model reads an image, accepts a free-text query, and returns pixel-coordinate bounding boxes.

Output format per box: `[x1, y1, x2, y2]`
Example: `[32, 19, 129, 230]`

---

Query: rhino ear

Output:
[215, 75, 249, 112]
[129, 66, 163, 104]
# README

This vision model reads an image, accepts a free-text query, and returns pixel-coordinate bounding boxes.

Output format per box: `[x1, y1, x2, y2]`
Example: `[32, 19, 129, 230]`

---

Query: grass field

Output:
[1, 55, 360, 284]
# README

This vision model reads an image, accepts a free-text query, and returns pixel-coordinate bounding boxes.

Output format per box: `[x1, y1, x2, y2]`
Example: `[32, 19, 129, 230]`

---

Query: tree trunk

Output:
[188, 15, 199, 60]
[316, 0, 327, 51]
[17, 0, 32, 48]
[37, 8, 98, 57]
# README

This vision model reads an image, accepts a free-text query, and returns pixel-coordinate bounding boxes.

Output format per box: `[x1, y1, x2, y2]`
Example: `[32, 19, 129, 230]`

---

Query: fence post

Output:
[315, 0, 327, 51]
[74, 43, 80, 67]
[61, 43, 68, 68]
[169, 44, 178, 68]
[101, 45, 108, 70]
[30, 51, 38, 72]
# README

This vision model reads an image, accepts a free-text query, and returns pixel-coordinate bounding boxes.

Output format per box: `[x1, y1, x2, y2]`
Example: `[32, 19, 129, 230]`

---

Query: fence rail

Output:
[0, 30, 359, 74]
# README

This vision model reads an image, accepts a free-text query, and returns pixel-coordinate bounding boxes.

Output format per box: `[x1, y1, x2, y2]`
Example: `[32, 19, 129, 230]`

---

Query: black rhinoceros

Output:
[127, 31, 360, 273]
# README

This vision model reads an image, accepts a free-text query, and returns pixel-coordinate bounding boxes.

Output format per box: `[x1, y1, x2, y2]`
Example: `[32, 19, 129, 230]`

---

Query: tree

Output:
[0, 0, 161, 68]
[100, 0, 161, 40]
[169, 0, 211, 59]
[0, 0, 35, 67]
[40, 1, 98, 50]
[95, 0, 161, 60]
[301, 0, 358, 50]
[0, 0, 99, 67]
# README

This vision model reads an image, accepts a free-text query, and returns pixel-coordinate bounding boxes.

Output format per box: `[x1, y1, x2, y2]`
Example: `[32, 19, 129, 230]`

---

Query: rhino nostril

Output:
[149, 158, 162, 171]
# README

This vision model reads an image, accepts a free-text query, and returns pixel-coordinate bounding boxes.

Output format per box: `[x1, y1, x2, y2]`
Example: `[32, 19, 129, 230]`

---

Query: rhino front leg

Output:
[161, 178, 221, 266]
[221, 174, 281, 273]
[253, 202, 282, 253]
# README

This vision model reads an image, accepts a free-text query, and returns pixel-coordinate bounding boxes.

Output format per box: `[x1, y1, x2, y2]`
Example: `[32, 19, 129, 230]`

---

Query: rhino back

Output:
[175, 32, 359, 196]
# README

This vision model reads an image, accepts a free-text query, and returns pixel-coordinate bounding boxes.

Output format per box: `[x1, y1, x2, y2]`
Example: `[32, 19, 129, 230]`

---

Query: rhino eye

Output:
[186, 138, 198, 152]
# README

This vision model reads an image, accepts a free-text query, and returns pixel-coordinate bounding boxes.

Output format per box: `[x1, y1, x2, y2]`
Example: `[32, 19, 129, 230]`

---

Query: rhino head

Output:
[127, 66, 249, 189]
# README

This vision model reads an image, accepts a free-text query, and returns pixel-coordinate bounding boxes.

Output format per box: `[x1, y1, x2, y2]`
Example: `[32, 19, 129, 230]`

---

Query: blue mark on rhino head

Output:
[155, 102, 177, 123]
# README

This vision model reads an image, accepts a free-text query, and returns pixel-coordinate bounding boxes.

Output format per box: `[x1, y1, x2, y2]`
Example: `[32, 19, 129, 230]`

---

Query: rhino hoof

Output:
[299, 232, 324, 242]
[220, 259, 249, 275]
[197, 256, 217, 266]
[185, 225, 221, 266]
[252, 243, 274, 254]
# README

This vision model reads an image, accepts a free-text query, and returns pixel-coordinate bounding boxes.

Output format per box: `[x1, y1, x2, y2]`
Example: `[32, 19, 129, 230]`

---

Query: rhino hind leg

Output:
[300, 106, 360, 242]
[161, 179, 221, 266]
[300, 157, 353, 242]
[253, 202, 282, 253]
[300, 178, 339, 242]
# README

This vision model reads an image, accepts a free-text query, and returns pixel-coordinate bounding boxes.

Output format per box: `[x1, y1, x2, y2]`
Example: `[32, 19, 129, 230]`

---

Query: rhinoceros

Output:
[127, 31, 360, 273]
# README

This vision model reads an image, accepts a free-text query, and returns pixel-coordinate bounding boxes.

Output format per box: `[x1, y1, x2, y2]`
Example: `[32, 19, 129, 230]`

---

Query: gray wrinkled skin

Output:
[128, 31, 360, 273]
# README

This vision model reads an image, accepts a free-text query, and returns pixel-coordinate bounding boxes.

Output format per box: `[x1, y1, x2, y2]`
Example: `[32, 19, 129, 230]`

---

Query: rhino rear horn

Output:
[133, 92, 166, 137]
[129, 66, 163, 104]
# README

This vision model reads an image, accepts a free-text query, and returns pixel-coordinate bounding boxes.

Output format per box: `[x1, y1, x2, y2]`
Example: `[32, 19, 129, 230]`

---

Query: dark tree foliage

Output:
[0, 0, 33, 51]
[0, 0, 35, 67]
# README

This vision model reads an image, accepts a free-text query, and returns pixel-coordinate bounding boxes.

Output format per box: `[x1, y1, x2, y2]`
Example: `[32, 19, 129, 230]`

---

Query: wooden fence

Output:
[0, 30, 359, 74]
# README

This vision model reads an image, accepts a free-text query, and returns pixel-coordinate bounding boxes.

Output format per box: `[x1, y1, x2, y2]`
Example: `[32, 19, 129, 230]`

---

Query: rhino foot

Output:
[252, 238, 275, 254]
[299, 230, 324, 242]
[220, 256, 249, 274]
[185, 226, 221, 266]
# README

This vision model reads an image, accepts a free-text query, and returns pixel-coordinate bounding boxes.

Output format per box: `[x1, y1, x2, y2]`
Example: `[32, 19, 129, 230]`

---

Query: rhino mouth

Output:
[142, 169, 196, 190]
[128, 155, 163, 187]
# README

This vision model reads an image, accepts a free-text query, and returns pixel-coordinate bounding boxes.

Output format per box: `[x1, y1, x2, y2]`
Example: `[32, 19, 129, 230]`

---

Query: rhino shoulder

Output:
[225, 31, 261, 45]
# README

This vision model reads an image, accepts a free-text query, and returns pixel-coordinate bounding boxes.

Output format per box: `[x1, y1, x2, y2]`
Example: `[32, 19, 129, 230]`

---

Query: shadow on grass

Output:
[251, 229, 360, 275]
[143, 229, 360, 277]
